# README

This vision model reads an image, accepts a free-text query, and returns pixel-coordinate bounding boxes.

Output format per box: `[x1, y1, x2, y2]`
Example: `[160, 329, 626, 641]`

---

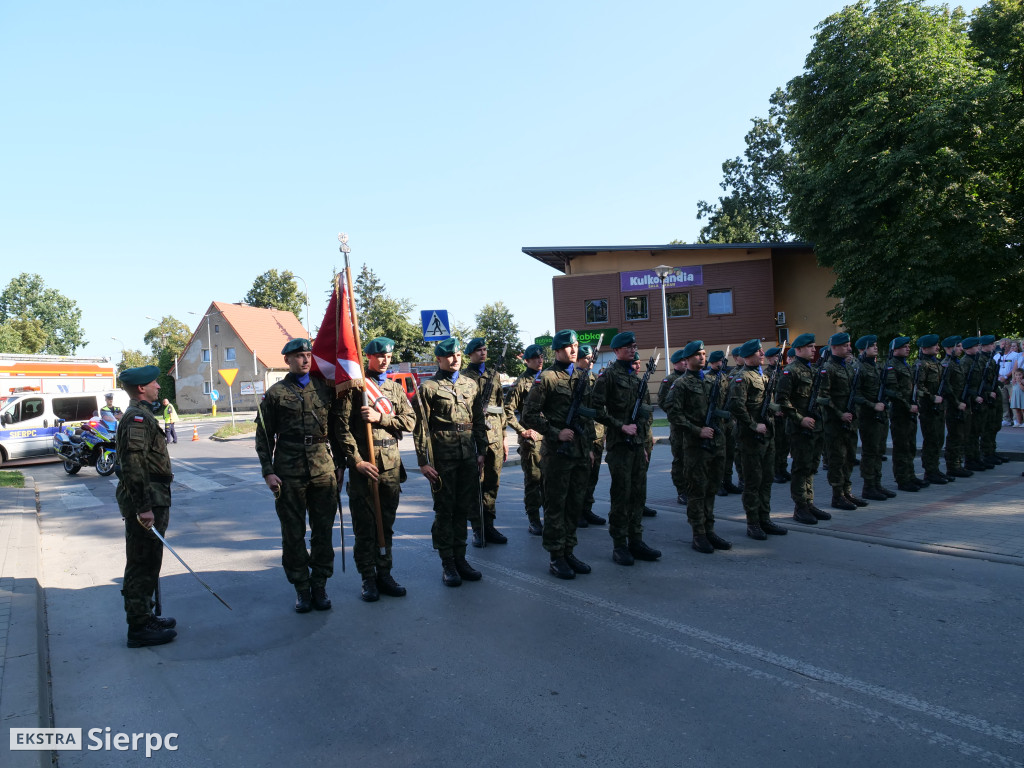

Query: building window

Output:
[585, 299, 608, 325]
[214, 324, 220, 333]
[624, 295, 649, 322]
[778, 328, 790, 346]
[203, 381, 211, 395]
[708, 289, 734, 316]
[225, 347, 236, 361]
[202, 348, 211, 363]
[666, 292, 690, 318]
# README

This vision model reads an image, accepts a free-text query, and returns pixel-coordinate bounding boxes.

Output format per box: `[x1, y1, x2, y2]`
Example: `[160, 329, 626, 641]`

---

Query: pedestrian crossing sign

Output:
[421, 310, 451, 342]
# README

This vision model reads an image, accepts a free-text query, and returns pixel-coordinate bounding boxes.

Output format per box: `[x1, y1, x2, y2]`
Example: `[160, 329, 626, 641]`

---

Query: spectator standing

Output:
[995, 339, 1021, 426]
[161, 399, 178, 444]
[1011, 368, 1024, 427]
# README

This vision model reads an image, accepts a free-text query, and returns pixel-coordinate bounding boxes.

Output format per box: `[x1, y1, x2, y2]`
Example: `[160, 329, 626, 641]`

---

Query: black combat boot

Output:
[294, 587, 313, 613]
[722, 476, 742, 494]
[792, 503, 818, 525]
[924, 472, 948, 485]
[774, 472, 788, 484]
[706, 530, 733, 550]
[454, 555, 482, 581]
[565, 551, 592, 574]
[831, 489, 856, 510]
[877, 483, 897, 497]
[612, 546, 635, 566]
[747, 523, 768, 540]
[583, 509, 606, 525]
[628, 540, 662, 561]
[549, 556, 576, 579]
[376, 570, 407, 597]
[861, 484, 888, 501]
[312, 584, 332, 611]
[965, 459, 988, 472]
[441, 557, 462, 587]
[484, 525, 508, 544]
[360, 576, 379, 603]
[150, 614, 176, 629]
[471, 527, 484, 548]
[642, 506, 658, 517]
[760, 518, 788, 535]
[844, 491, 868, 507]
[717, 484, 729, 497]
[677, 491, 688, 505]
[576, 512, 589, 528]
[691, 534, 715, 554]
[126, 617, 177, 648]
[897, 479, 920, 491]
[527, 513, 543, 536]
[948, 465, 973, 478]
[809, 503, 832, 520]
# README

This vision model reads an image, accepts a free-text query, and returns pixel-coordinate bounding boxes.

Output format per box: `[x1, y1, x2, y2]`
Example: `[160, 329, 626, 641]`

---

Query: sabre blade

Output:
[142, 519, 232, 610]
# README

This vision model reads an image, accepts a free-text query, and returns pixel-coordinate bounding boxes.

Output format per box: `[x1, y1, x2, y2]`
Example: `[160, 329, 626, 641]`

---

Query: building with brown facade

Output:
[523, 242, 839, 383]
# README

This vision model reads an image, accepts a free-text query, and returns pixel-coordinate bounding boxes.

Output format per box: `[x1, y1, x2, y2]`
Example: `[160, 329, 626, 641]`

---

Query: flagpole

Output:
[339, 233, 387, 556]
[333, 271, 346, 574]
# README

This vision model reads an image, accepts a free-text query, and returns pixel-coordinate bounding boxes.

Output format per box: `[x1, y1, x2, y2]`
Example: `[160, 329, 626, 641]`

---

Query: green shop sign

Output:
[534, 328, 617, 348]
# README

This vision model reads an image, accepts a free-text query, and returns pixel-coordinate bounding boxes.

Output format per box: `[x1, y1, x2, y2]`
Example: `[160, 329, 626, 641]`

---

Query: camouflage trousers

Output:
[919, 407, 946, 475]
[774, 421, 790, 475]
[518, 438, 543, 518]
[122, 506, 169, 627]
[682, 442, 723, 534]
[788, 428, 822, 505]
[966, 405, 985, 462]
[585, 439, 604, 514]
[430, 454, 479, 559]
[539, 450, 589, 556]
[347, 466, 401, 577]
[668, 428, 686, 495]
[890, 410, 918, 484]
[738, 434, 774, 524]
[605, 443, 648, 548]
[981, 399, 1002, 457]
[825, 422, 858, 492]
[473, 442, 504, 531]
[945, 407, 970, 469]
[724, 422, 740, 481]
[858, 411, 888, 484]
[275, 473, 338, 589]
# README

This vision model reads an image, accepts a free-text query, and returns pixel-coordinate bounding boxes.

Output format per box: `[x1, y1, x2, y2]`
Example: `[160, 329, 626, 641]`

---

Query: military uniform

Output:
[774, 350, 796, 481]
[776, 334, 831, 524]
[463, 341, 508, 544]
[961, 339, 988, 469]
[334, 371, 416, 590]
[413, 359, 488, 580]
[658, 356, 687, 503]
[729, 340, 782, 535]
[822, 339, 864, 508]
[854, 336, 893, 500]
[504, 357, 544, 533]
[522, 331, 595, 577]
[884, 347, 920, 490]
[255, 363, 341, 606]
[977, 337, 1004, 464]
[942, 338, 971, 476]
[592, 332, 661, 565]
[575, 343, 606, 528]
[115, 365, 176, 648]
[915, 334, 948, 484]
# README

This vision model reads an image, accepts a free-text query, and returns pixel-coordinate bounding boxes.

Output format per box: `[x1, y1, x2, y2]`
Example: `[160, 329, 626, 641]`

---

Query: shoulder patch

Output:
[733, 377, 743, 383]
[782, 370, 789, 375]
[133, 416, 145, 422]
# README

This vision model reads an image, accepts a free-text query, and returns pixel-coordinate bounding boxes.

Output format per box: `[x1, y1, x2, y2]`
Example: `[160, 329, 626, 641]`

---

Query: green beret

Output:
[465, 337, 486, 355]
[792, 333, 815, 348]
[118, 365, 160, 387]
[281, 338, 312, 355]
[787, 347, 796, 358]
[942, 335, 962, 348]
[523, 344, 544, 359]
[738, 338, 762, 358]
[708, 350, 726, 363]
[578, 344, 594, 358]
[731, 347, 744, 358]
[364, 337, 395, 355]
[916, 334, 940, 348]
[829, 332, 850, 346]
[551, 329, 578, 350]
[889, 336, 911, 351]
[854, 335, 877, 350]
[680, 340, 704, 359]
[980, 334, 995, 345]
[764, 346, 782, 358]
[610, 331, 635, 348]
[670, 348, 686, 363]
[633, 351, 640, 362]
[961, 336, 980, 350]
[434, 337, 459, 356]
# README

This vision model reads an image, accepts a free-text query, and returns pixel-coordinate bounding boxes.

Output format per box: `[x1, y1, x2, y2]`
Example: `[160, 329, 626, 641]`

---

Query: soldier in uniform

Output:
[503, 344, 546, 535]
[776, 333, 832, 525]
[821, 332, 866, 510]
[576, 343, 607, 527]
[115, 365, 177, 648]
[915, 334, 950, 485]
[255, 338, 343, 613]
[884, 336, 923, 491]
[413, 337, 488, 587]
[708, 351, 741, 497]
[592, 332, 662, 566]
[729, 339, 788, 540]
[774, 347, 796, 482]
[960, 337, 991, 471]
[659, 349, 688, 505]
[463, 338, 509, 547]
[333, 337, 416, 602]
[666, 340, 736, 552]
[942, 336, 973, 478]
[522, 330, 595, 578]
[854, 335, 894, 500]
[979, 335, 1006, 465]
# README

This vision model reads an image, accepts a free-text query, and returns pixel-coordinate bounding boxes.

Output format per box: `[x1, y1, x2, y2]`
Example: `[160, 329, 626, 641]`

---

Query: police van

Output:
[0, 390, 129, 465]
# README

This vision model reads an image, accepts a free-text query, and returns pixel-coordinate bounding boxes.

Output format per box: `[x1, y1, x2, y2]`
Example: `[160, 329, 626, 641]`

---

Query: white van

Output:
[0, 390, 130, 465]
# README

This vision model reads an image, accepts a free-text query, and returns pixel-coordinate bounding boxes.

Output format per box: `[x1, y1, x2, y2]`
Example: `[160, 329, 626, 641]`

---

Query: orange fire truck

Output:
[0, 354, 117, 405]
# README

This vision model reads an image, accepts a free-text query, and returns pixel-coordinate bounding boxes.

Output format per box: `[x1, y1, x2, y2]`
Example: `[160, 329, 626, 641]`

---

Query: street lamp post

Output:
[188, 311, 216, 416]
[292, 274, 311, 334]
[654, 265, 672, 376]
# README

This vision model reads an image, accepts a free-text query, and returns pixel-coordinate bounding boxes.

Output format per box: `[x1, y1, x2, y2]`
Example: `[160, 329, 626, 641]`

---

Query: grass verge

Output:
[213, 422, 258, 439]
[0, 470, 25, 488]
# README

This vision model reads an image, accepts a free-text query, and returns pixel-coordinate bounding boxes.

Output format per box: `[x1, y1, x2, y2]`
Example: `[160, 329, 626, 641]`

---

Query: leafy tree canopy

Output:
[468, 301, 525, 376]
[243, 270, 306, 320]
[353, 265, 431, 363]
[0, 273, 86, 354]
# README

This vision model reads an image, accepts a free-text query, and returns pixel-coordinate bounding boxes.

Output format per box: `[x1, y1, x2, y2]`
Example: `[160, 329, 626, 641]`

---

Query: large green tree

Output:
[0, 316, 47, 354]
[784, 0, 1018, 340]
[0, 273, 86, 354]
[243, 270, 306, 321]
[696, 89, 795, 244]
[143, 315, 191, 404]
[470, 301, 525, 376]
[353, 265, 431, 363]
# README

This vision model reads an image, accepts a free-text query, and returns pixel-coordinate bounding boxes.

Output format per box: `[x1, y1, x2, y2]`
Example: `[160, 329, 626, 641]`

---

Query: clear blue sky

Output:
[0, 1, 978, 361]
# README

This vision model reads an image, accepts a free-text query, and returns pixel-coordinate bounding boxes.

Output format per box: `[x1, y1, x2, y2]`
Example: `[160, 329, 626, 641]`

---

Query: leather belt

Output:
[433, 422, 473, 434]
[280, 435, 329, 445]
[375, 438, 398, 448]
[149, 473, 174, 483]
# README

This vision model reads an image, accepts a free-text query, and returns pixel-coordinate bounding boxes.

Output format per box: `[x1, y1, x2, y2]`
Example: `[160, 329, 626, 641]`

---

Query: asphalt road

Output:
[29, 432, 1024, 768]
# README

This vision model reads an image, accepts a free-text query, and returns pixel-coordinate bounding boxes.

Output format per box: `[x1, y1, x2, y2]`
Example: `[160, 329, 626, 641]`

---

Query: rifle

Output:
[961, 355, 980, 415]
[978, 355, 997, 407]
[909, 361, 922, 424]
[758, 340, 787, 428]
[874, 354, 891, 423]
[558, 367, 594, 455]
[934, 358, 952, 412]
[701, 368, 726, 452]
[626, 350, 660, 445]
[844, 360, 862, 431]
[803, 349, 831, 435]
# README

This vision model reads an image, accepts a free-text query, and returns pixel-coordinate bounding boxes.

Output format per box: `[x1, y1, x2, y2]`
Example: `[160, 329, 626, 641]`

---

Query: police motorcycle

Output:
[52, 414, 118, 476]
